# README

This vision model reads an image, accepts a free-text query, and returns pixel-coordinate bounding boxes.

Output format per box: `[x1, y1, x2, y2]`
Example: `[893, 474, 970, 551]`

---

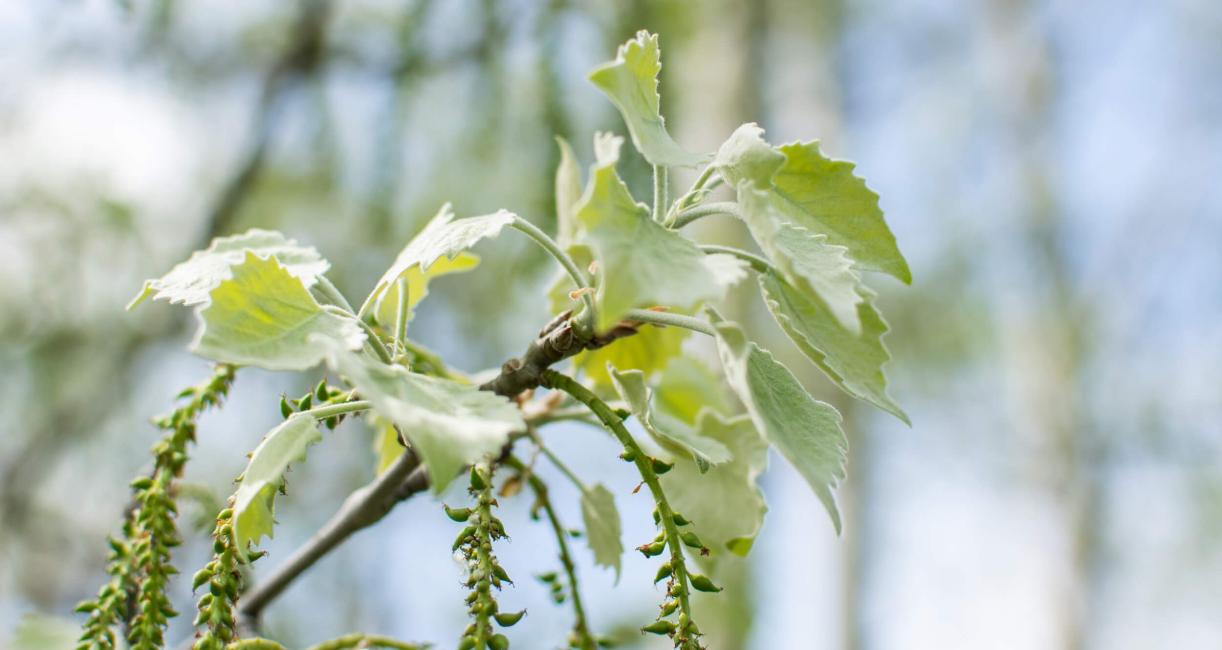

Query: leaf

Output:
[364, 203, 513, 319]
[580, 483, 623, 579]
[662, 412, 768, 559]
[371, 415, 407, 476]
[12, 614, 81, 650]
[712, 123, 784, 189]
[608, 365, 731, 470]
[654, 357, 730, 424]
[761, 272, 908, 423]
[588, 30, 706, 167]
[232, 414, 324, 556]
[191, 252, 365, 371]
[707, 308, 848, 533]
[771, 141, 911, 284]
[554, 136, 583, 249]
[372, 252, 481, 328]
[572, 323, 689, 391]
[738, 182, 865, 333]
[326, 348, 524, 493]
[575, 134, 724, 331]
[130, 228, 330, 309]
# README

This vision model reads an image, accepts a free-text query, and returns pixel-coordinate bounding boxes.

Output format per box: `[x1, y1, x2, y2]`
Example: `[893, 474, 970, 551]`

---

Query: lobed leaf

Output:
[608, 365, 731, 471]
[760, 272, 908, 423]
[191, 252, 365, 371]
[363, 203, 513, 323]
[326, 347, 524, 494]
[554, 136, 584, 249]
[580, 483, 623, 579]
[129, 228, 329, 309]
[572, 323, 689, 391]
[575, 134, 727, 331]
[232, 414, 324, 557]
[707, 308, 848, 533]
[662, 411, 769, 560]
[711, 123, 784, 189]
[588, 30, 706, 167]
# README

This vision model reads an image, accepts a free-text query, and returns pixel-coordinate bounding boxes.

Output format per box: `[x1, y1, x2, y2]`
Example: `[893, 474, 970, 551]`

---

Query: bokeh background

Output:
[2, 0, 1221, 648]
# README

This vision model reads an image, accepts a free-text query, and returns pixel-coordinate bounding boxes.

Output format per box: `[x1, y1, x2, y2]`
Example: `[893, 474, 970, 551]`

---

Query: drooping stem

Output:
[540, 370, 702, 648]
[509, 215, 595, 331]
[697, 245, 771, 274]
[622, 309, 715, 337]
[503, 456, 597, 650]
[670, 201, 742, 229]
[653, 165, 669, 222]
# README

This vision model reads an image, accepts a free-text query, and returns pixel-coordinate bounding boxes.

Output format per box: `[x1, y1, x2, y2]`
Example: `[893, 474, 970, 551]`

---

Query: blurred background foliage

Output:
[1, 0, 1220, 648]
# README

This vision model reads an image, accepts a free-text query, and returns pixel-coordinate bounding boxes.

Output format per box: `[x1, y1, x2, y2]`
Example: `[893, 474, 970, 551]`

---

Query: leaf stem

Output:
[667, 165, 716, 222]
[652, 165, 668, 222]
[622, 309, 715, 337]
[508, 215, 596, 332]
[534, 440, 587, 493]
[392, 277, 409, 360]
[698, 244, 771, 274]
[313, 276, 355, 313]
[541, 370, 701, 648]
[327, 306, 394, 365]
[298, 400, 372, 420]
[503, 456, 597, 650]
[670, 201, 741, 229]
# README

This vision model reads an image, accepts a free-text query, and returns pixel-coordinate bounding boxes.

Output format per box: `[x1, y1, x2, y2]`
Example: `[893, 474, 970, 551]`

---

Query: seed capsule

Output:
[618, 450, 638, 462]
[489, 634, 510, 650]
[279, 396, 293, 418]
[315, 380, 329, 402]
[452, 525, 476, 550]
[494, 610, 526, 627]
[469, 466, 488, 491]
[654, 562, 673, 583]
[660, 599, 679, 616]
[445, 505, 473, 522]
[689, 574, 722, 593]
[672, 513, 692, 526]
[296, 394, 312, 411]
[641, 620, 676, 635]
[651, 458, 674, 475]
[680, 532, 704, 549]
[638, 540, 666, 558]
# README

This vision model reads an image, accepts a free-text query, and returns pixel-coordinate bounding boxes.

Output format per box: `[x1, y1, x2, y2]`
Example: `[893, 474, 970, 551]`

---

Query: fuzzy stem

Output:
[541, 371, 701, 648]
[622, 309, 715, 337]
[509, 215, 595, 332]
[653, 165, 669, 222]
[504, 457, 596, 650]
[670, 201, 741, 229]
[392, 277, 410, 360]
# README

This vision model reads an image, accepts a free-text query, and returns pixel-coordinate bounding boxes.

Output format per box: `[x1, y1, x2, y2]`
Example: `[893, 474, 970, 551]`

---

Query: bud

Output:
[457, 638, 476, 650]
[279, 396, 293, 418]
[660, 599, 679, 616]
[491, 564, 512, 583]
[641, 620, 676, 635]
[74, 601, 98, 614]
[672, 513, 692, 526]
[296, 394, 312, 411]
[315, 380, 329, 402]
[445, 505, 472, 522]
[650, 458, 674, 475]
[653, 562, 673, 584]
[192, 569, 212, 591]
[618, 450, 637, 463]
[680, 532, 704, 550]
[689, 574, 722, 593]
[494, 610, 526, 627]
[489, 634, 510, 650]
[452, 525, 476, 551]
[637, 540, 666, 558]
[469, 466, 488, 491]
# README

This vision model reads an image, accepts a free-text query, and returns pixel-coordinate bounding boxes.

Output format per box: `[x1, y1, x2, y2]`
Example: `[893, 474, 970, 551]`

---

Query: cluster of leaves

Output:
[74, 29, 907, 650]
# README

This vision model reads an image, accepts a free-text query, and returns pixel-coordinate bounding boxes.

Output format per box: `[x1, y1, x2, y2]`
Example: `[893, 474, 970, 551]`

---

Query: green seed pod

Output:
[315, 380, 329, 402]
[595, 636, 618, 647]
[660, 599, 679, 616]
[218, 508, 234, 521]
[537, 572, 558, 583]
[613, 408, 631, 421]
[325, 415, 339, 429]
[445, 505, 473, 522]
[129, 476, 154, 490]
[279, 396, 293, 418]
[452, 525, 477, 550]
[680, 531, 704, 549]
[689, 574, 722, 593]
[652, 509, 661, 525]
[651, 458, 674, 475]
[491, 564, 512, 583]
[296, 394, 312, 411]
[618, 450, 638, 463]
[457, 637, 476, 650]
[638, 540, 666, 558]
[641, 620, 676, 635]
[192, 569, 212, 591]
[489, 634, 510, 650]
[73, 601, 97, 614]
[469, 466, 488, 491]
[494, 609, 526, 627]
[672, 513, 692, 526]
[653, 562, 673, 584]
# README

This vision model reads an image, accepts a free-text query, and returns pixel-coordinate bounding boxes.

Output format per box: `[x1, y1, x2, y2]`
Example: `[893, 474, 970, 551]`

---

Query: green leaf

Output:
[738, 182, 865, 333]
[130, 228, 330, 309]
[712, 123, 784, 189]
[662, 411, 768, 559]
[326, 348, 524, 493]
[554, 136, 583, 249]
[707, 308, 848, 533]
[12, 614, 81, 650]
[191, 252, 365, 371]
[588, 30, 705, 167]
[575, 134, 726, 331]
[580, 483, 623, 579]
[572, 323, 689, 391]
[608, 365, 731, 471]
[373, 252, 481, 329]
[371, 415, 407, 476]
[761, 272, 908, 423]
[232, 413, 324, 556]
[364, 203, 513, 322]
[770, 141, 911, 284]
[654, 357, 731, 424]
